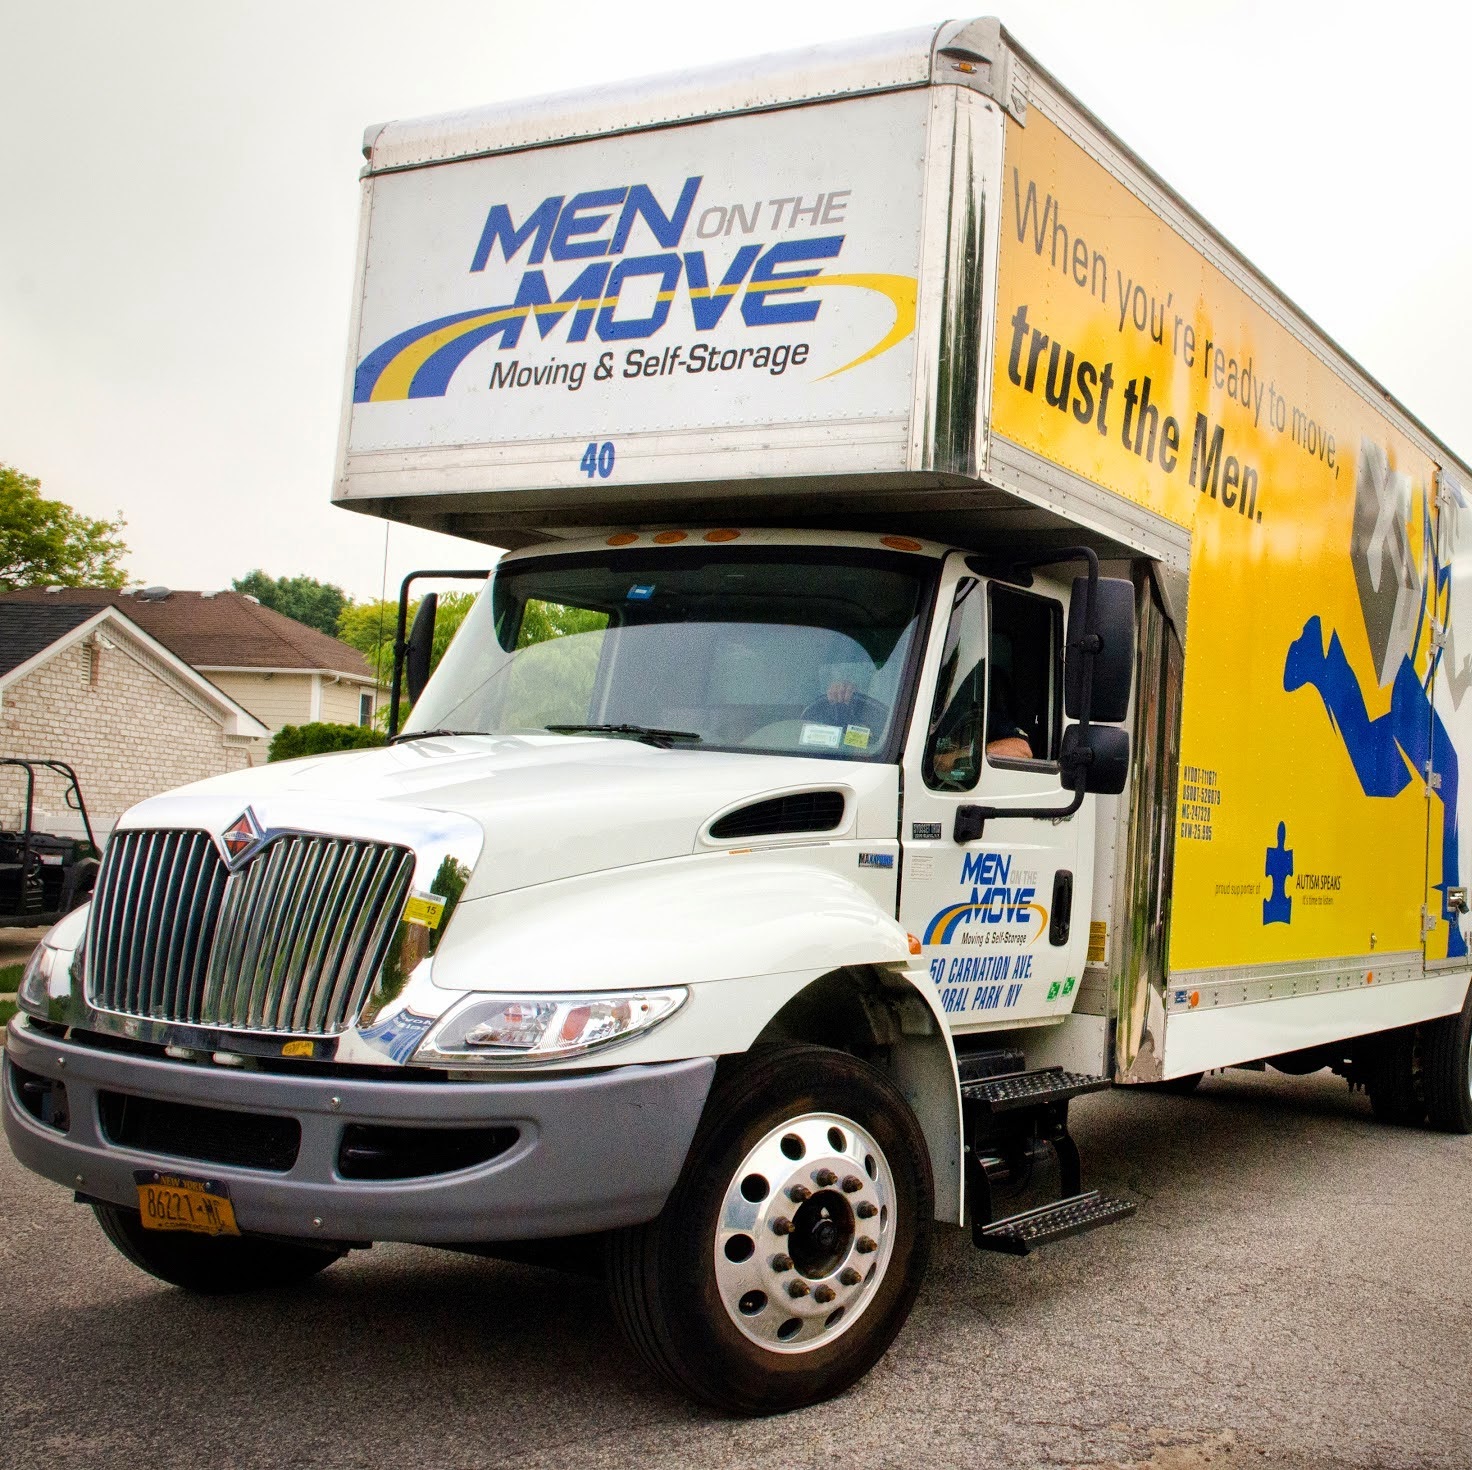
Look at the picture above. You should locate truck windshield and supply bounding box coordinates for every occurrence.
[403,546,934,761]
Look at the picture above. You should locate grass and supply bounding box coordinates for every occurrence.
[1,961,23,1033]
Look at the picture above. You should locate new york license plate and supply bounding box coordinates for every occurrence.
[133,1170,241,1236]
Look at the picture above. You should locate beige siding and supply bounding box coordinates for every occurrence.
[319,678,376,727]
[0,640,260,837]
[204,672,378,735]
[206,672,315,733]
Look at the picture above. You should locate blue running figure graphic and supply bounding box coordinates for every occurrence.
[1282,442,1465,957]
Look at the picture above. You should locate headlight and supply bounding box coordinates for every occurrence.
[17,943,62,1021]
[15,905,88,1024]
[414,988,687,1067]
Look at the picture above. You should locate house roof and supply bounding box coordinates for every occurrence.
[0,603,101,678]
[0,587,374,679]
[0,605,270,740]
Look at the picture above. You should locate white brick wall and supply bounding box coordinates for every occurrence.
[0,638,262,837]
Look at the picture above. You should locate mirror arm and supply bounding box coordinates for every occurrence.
[386,567,492,740]
[953,772,1087,844]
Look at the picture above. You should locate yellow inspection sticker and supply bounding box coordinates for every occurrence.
[403,894,446,929]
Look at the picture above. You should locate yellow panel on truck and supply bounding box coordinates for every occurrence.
[989,97,1467,1031]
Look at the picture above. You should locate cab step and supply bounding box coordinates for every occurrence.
[973,1189,1136,1255]
[961,1067,1110,1113]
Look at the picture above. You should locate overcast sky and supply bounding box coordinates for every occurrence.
[3,0,1467,601]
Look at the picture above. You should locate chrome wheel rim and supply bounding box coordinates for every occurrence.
[713,1111,896,1355]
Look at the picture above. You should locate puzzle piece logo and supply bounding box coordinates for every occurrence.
[1263,821,1293,925]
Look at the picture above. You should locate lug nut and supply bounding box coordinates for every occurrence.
[856,1200,878,1219]
[813,1168,838,1187]
[839,1267,862,1286]
[841,1175,863,1193]
[787,1184,811,1203]
[787,1279,810,1298]
[771,1254,794,1273]
[770,1216,795,1236]
[855,1236,878,1254]
[813,1284,836,1304]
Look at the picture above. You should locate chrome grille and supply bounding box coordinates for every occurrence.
[87,829,415,1035]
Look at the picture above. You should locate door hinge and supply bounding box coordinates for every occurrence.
[1421,906,1439,938]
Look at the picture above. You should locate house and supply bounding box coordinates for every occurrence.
[0,587,382,736]
[0,603,271,838]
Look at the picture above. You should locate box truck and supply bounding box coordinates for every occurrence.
[8,18,1472,1414]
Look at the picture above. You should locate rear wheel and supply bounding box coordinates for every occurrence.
[1364,1027,1427,1126]
[1422,985,1472,1134]
[93,1204,344,1294]
[607,1043,933,1414]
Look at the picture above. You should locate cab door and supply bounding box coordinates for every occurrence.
[899,553,1094,1031]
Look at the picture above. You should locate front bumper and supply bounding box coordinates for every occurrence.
[3,1018,714,1244]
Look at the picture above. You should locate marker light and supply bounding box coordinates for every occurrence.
[414,988,687,1067]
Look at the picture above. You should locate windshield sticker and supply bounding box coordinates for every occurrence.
[626,584,655,600]
[800,722,843,748]
[842,725,871,749]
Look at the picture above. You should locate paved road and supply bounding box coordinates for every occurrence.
[2,1066,1469,1470]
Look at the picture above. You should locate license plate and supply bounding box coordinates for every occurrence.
[133,1170,241,1237]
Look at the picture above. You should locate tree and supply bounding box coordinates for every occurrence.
[233,570,349,637]
[0,464,128,591]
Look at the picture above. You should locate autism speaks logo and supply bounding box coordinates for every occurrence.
[354,176,917,402]
[923,851,1048,947]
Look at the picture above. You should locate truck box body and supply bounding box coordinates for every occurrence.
[335,20,1472,1081]
[10,19,1472,1413]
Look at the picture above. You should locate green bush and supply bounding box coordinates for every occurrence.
[268,722,387,763]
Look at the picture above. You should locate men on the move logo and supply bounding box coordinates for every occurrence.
[354,175,917,402]
[923,851,1048,946]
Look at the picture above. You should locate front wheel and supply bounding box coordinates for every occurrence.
[93,1204,344,1294]
[607,1043,933,1414]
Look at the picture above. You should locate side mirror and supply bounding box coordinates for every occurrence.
[1060,723,1130,796]
[405,593,438,706]
[1065,576,1135,724]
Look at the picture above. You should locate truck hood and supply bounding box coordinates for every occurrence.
[125,734,897,899]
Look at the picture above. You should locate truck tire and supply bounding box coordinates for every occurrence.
[1421,985,1472,1134]
[606,1042,933,1414]
[92,1203,344,1294]
[1364,1027,1426,1126]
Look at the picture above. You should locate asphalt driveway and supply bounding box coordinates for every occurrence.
[1,1065,1468,1469]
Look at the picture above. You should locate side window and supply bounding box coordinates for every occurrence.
[924,579,987,791]
[986,585,1063,765]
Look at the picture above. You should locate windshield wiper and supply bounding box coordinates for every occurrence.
[545,723,703,749]
[391,728,486,744]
